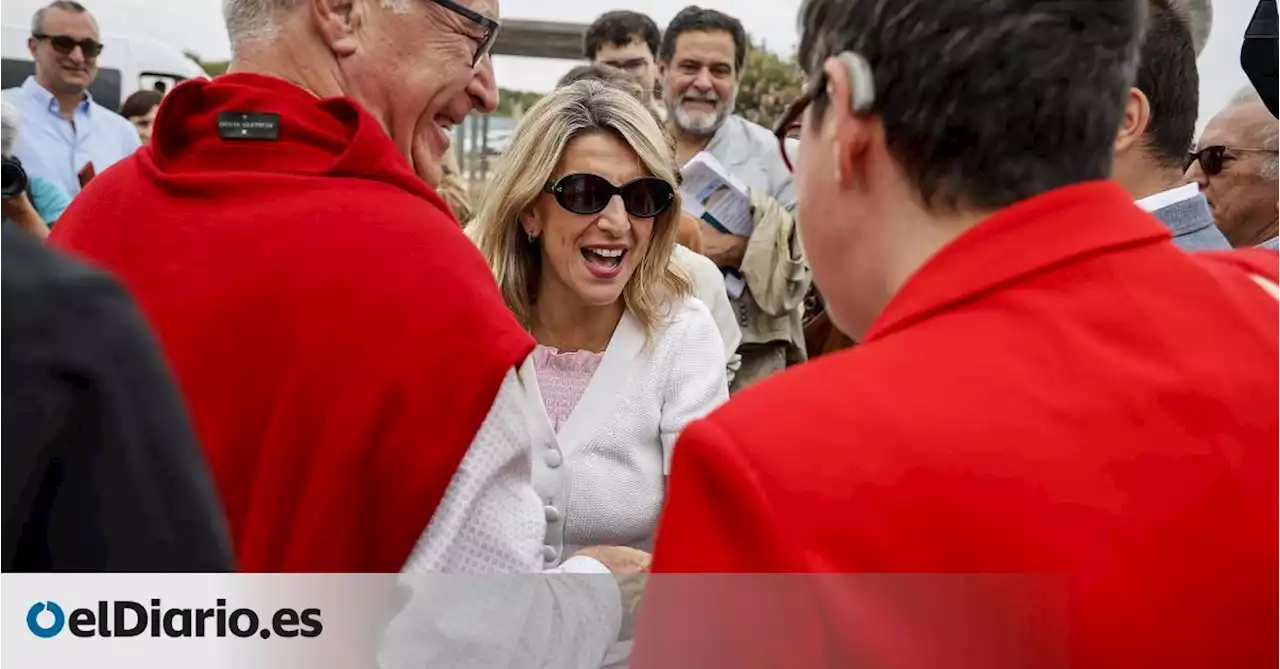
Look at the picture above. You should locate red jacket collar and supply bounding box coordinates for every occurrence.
[865,181,1172,342]
[143,73,436,203]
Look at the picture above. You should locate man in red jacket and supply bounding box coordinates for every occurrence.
[49,0,636,665]
[634,0,1278,667]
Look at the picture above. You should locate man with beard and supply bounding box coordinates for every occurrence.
[658,6,811,391]
[1,2,139,196]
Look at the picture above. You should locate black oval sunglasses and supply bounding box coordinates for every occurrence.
[32,33,103,58]
[544,173,675,219]
[1185,145,1277,176]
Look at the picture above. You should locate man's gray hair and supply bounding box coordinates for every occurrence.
[1259,125,1279,182]
[31,1,94,36]
[2,101,19,158]
[1231,86,1266,107]
[223,0,411,49]
[1228,86,1279,180]
[1168,0,1212,55]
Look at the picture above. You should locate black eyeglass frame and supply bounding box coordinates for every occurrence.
[543,173,676,219]
[428,0,500,68]
[772,51,876,173]
[772,72,825,173]
[1185,145,1278,176]
[31,33,104,58]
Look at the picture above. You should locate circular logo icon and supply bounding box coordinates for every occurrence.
[27,601,65,638]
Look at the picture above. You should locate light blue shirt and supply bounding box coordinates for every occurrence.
[704,114,797,213]
[2,76,140,197]
[30,175,71,224]
[1,176,69,229]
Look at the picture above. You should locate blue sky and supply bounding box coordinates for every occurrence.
[1,0,1259,133]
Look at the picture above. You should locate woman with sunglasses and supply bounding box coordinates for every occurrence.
[469,81,729,574]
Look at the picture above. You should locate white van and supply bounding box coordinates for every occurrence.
[0,25,206,113]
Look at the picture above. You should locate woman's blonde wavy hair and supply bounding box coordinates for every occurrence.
[468,80,691,336]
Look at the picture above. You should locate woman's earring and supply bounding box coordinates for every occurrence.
[526,229,538,243]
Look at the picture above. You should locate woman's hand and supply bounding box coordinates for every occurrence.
[575,545,651,640]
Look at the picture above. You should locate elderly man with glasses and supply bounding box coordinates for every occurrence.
[50,0,637,665]
[1,1,139,196]
[1186,87,1280,249]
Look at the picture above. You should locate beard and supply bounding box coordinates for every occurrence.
[666,89,735,138]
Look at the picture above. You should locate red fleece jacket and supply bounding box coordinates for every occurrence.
[50,74,533,572]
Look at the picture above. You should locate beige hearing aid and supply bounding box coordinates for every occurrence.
[836,51,876,114]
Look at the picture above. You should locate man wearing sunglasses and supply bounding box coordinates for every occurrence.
[1112,0,1229,250]
[634,0,1277,666]
[1186,88,1280,249]
[1,1,140,198]
[50,0,626,665]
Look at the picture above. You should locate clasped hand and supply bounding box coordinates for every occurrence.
[575,545,651,640]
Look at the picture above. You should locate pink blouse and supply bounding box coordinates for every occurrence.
[532,345,604,432]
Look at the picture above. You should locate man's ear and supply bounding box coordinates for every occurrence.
[311,0,359,58]
[1114,87,1151,155]
[28,37,38,59]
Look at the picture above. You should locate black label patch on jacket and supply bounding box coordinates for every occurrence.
[217,112,281,141]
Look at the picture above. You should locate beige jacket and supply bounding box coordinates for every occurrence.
[733,187,811,362]
[701,115,811,362]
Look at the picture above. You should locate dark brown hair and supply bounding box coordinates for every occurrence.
[1134,0,1200,170]
[120,89,162,120]
[659,6,747,73]
[797,0,1145,212]
[584,10,661,60]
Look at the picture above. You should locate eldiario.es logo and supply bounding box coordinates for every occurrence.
[26,599,322,639]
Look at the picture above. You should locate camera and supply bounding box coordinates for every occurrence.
[2,155,28,199]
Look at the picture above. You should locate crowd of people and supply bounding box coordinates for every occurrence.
[2,0,1277,667]
[0,2,164,240]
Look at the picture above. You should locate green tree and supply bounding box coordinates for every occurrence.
[496,88,544,117]
[182,50,228,77]
[202,61,230,77]
[736,38,804,130]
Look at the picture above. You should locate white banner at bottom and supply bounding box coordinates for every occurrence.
[2,572,623,668]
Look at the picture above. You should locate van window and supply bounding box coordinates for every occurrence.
[88,68,122,111]
[1,59,123,112]
[139,73,187,96]
[0,58,35,91]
